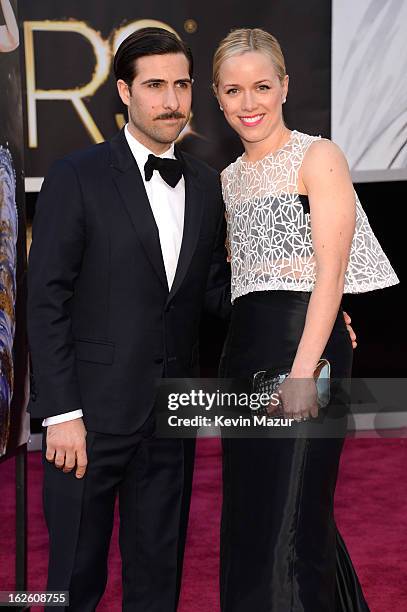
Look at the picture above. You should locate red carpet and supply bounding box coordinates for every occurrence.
[1,438,407,610]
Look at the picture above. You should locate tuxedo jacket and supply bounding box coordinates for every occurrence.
[27,130,231,434]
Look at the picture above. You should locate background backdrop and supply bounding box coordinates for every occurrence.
[0,0,28,458]
[332,0,407,182]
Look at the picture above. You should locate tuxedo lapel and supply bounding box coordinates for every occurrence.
[168,147,205,302]
[109,130,168,290]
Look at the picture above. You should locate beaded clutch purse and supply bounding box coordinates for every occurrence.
[251,359,330,418]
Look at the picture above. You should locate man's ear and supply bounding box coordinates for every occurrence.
[117,79,131,107]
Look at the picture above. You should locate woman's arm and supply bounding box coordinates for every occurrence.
[290,139,356,378]
[0,0,19,52]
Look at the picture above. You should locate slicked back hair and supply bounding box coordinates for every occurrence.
[114,27,193,87]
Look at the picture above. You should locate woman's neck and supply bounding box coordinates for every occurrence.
[243,124,291,162]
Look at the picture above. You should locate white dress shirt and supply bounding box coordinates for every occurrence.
[43,125,185,426]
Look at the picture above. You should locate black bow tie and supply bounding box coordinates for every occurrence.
[144,154,183,188]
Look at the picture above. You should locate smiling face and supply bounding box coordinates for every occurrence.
[117,52,192,154]
[216,51,289,154]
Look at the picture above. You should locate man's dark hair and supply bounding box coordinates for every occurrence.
[114,27,193,86]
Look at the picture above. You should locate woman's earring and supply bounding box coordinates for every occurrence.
[219,105,224,111]
[282,98,287,104]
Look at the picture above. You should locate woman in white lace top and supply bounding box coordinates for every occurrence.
[214,28,398,612]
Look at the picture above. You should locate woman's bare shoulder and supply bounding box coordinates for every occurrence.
[302,138,350,179]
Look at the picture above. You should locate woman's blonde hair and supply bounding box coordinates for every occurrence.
[213,28,286,89]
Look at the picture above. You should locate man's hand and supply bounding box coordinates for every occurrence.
[343,311,357,349]
[46,418,88,478]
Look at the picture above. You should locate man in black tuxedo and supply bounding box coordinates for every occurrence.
[28,28,230,611]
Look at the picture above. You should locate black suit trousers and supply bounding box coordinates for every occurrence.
[43,416,193,612]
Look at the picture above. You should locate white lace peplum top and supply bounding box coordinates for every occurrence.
[221,130,399,303]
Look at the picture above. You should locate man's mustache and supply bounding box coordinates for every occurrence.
[154,112,186,120]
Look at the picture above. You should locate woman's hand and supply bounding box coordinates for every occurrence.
[275,375,319,421]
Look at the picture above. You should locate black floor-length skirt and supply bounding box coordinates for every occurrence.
[219,291,370,612]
